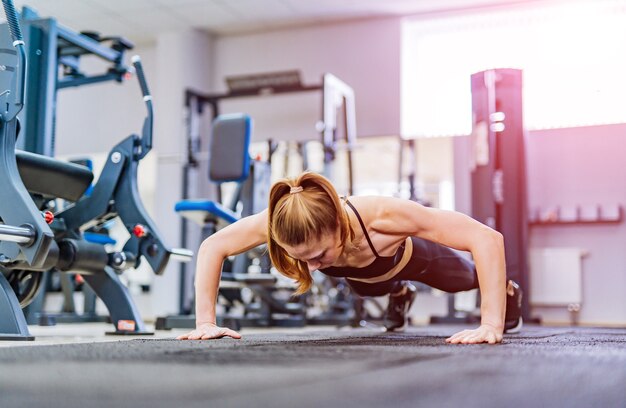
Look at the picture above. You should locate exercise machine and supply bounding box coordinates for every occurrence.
[17,6,134,156]
[0,0,43,340]
[15,6,137,326]
[164,70,359,328]
[157,113,307,330]
[0,5,191,340]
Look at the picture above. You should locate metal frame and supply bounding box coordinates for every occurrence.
[177,72,357,315]
[18,7,132,156]
[0,0,44,340]
[183,72,357,194]
[1,8,191,339]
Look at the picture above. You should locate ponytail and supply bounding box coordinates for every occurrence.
[267,172,353,295]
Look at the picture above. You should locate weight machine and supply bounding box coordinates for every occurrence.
[156,70,359,329]
[16,6,138,326]
[0,4,191,340]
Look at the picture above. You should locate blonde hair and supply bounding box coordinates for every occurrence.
[267,172,353,295]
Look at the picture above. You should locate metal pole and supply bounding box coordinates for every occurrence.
[0,224,35,245]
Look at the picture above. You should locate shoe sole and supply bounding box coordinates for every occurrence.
[385,323,406,333]
[504,317,523,334]
[384,293,416,332]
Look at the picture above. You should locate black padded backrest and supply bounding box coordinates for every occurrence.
[209,114,251,182]
[16,150,94,202]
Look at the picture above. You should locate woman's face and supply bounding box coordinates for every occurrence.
[281,230,343,271]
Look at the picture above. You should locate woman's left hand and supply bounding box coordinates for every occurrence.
[445,324,503,344]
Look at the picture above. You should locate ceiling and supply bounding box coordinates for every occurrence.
[11,0,539,45]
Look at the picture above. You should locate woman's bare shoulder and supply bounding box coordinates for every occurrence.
[345,195,400,226]
[345,195,389,208]
[348,195,430,235]
[347,195,409,216]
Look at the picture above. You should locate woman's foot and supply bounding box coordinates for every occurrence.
[504,280,523,334]
[384,281,417,332]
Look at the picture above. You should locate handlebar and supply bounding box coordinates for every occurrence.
[131,55,153,159]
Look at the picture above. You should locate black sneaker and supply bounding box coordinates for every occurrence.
[384,281,417,332]
[504,280,523,334]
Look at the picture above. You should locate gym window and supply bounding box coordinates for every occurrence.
[401,0,626,137]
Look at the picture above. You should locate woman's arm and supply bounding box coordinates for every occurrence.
[177,209,268,340]
[371,197,506,344]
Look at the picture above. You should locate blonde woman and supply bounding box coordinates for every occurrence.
[177,172,522,344]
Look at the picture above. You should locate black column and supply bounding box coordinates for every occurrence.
[470,68,530,319]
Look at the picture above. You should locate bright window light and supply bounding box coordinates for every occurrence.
[401,0,626,138]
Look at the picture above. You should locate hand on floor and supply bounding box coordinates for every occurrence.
[445,324,503,345]
[176,322,242,340]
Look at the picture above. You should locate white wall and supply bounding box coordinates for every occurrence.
[455,124,626,325]
[149,30,214,318]
[212,18,402,142]
[526,124,626,325]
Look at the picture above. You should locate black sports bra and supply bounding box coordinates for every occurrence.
[319,200,405,279]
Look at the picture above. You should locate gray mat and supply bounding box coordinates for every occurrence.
[0,325,625,408]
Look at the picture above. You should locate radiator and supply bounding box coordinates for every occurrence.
[529,248,586,306]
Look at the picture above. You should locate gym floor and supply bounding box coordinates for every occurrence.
[0,323,624,407]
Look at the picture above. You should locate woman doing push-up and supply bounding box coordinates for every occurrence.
[177,171,522,344]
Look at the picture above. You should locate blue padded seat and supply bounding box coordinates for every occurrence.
[83,232,117,245]
[175,199,239,226]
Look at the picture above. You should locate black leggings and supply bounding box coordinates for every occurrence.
[346,237,479,297]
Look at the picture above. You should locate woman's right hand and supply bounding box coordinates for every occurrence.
[176,322,242,340]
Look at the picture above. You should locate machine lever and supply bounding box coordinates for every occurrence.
[169,248,194,263]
